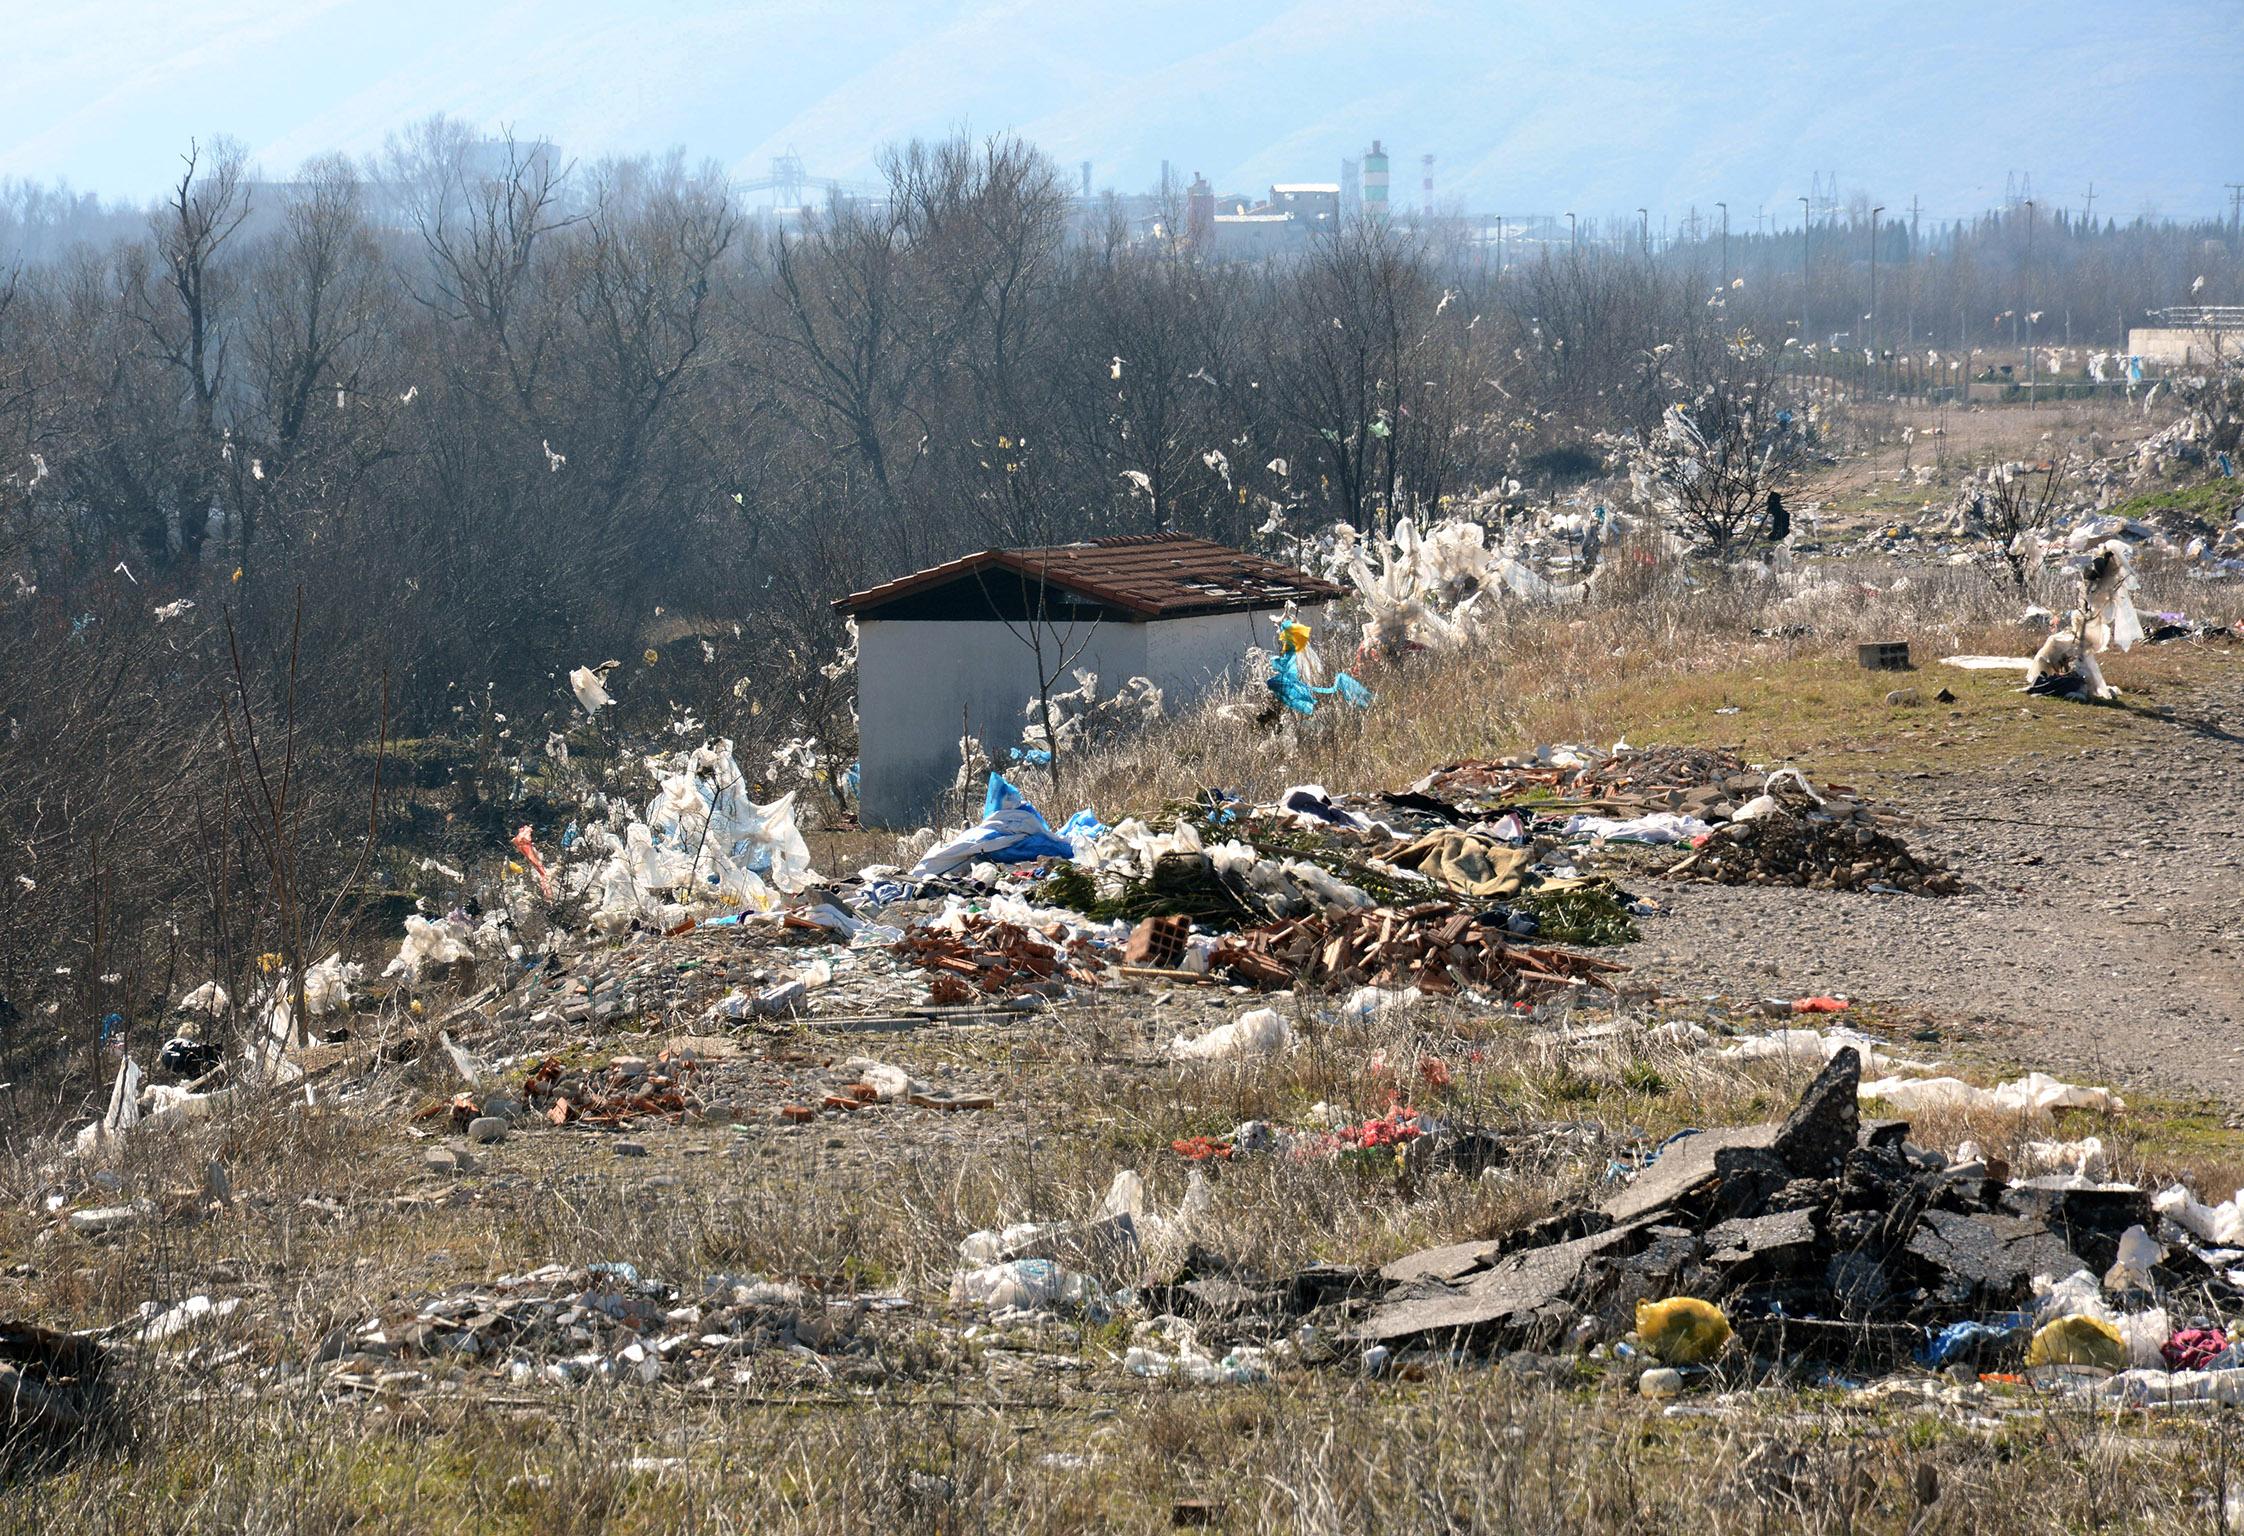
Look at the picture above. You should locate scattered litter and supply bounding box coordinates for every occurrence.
[1169,1007,1292,1061]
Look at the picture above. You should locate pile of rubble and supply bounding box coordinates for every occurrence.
[1411,745,1753,820]
[1410,749,1960,899]
[1359,1048,2214,1374]
[517,1050,710,1128]
[1211,902,1625,996]
[314,1263,893,1395]
[893,916,1108,1004]
[1668,805,1961,896]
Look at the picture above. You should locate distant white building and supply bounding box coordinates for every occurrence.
[835,534,1341,827]
[2127,307,2243,367]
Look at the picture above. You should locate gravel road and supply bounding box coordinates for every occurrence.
[1630,671,2244,1095]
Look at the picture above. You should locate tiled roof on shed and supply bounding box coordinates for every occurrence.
[833,533,1345,620]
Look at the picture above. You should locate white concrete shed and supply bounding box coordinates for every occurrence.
[836,533,1343,828]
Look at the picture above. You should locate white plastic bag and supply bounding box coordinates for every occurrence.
[948,1258,1096,1312]
[1169,1007,1292,1061]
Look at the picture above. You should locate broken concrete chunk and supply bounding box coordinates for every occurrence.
[1358,1221,1652,1349]
[1597,1127,1776,1226]
[1905,1209,2086,1306]
[1380,1238,1506,1288]
[1769,1046,1861,1178]
[1998,1180,2155,1273]
[1702,1207,1821,1282]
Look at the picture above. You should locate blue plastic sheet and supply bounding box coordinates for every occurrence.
[1056,808,1106,847]
[1267,650,1372,716]
[1919,1318,2023,1367]
[909,774,1078,879]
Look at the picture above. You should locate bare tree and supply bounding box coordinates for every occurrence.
[1617,338,1798,558]
[1967,458,2071,592]
[126,138,251,563]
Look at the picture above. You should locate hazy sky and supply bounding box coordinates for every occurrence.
[6,0,2240,220]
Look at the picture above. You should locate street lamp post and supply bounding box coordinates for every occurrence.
[2023,199,2037,409]
[1869,205,1884,390]
[1799,195,1811,343]
[2027,309,2037,410]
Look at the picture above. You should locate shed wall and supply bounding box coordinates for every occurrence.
[855,607,1313,828]
[857,619,1145,828]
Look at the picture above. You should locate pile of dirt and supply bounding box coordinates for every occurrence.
[1671,810,1962,896]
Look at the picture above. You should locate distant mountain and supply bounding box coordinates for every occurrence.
[5,0,2236,221]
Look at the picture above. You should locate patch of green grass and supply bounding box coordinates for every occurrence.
[1562,646,2237,791]
[2105,479,2244,527]
[1620,1060,1671,1097]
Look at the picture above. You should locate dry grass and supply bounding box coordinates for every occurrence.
[12,973,2244,1531]
[13,462,2244,1530]
[18,1363,2244,1534]
[1064,545,2243,821]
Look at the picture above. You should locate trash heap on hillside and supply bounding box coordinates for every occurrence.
[61,703,1975,1171]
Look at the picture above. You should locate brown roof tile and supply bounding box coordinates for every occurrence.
[833,533,1345,620]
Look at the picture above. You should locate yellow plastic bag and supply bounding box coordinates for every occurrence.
[1635,1297,1732,1365]
[2025,1314,2124,1371]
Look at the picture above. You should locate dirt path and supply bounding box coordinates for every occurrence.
[1631,668,2244,1094]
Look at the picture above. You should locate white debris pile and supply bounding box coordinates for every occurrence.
[1718,1027,1927,1077]
[949,1170,1209,1315]
[1018,669,1164,760]
[1124,1316,1273,1385]
[1859,1071,2124,1116]
[243,954,366,1057]
[568,738,814,932]
[74,1055,233,1156]
[1342,514,1588,659]
[1055,810,1374,923]
[385,914,478,981]
[2155,1184,2244,1247]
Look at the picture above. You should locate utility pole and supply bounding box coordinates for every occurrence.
[1716,201,1728,290]
[1638,207,1649,256]
[2081,181,2095,225]
[2012,199,2034,357]
[1904,195,1920,346]
[1567,211,1576,256]
[2027,309,2038,410]
[1800,195,1811,343]
[1495,214,1503,278]
[1870,205,1884,383]
[2228,183,2244,246]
